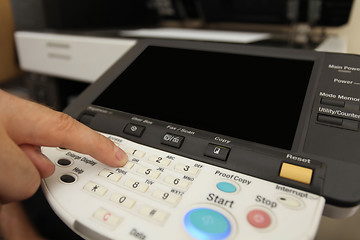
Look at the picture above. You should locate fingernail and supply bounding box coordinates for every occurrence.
[115,146,128,166]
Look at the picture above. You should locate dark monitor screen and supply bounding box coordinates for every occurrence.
[93,46,314,150]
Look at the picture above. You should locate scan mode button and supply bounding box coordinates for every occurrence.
[279,163,313,184]
[161,133,185,148]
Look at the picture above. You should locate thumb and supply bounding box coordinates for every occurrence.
[20,144,55,178]
[0,131,41,203]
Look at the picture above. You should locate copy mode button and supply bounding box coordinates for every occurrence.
[205,144,230,161]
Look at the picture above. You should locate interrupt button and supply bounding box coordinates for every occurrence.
[279,163,313,185]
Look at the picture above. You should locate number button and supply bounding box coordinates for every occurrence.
[124,179,149,193]
[124,147,135,155]
[126,148,146,158]
[148,155,171,166]
[133,150,146,158]
[164,175,191,190]
[136,166,161,179]
[124,147,146,158]
[99,169,122,182]
[152,189,181,205]
[175,163,199,175]
[110,193,136,209]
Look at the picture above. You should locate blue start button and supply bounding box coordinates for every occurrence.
[183,208,231,240]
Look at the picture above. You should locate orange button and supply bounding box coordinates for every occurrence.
[279,163,313,184]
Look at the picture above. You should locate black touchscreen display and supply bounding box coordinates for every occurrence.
[93,46,314,150]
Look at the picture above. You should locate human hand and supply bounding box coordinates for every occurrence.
[0,90,128,204]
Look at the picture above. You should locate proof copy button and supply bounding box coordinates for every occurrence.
[216,182,237,193]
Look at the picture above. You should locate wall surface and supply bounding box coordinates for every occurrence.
[327,0,360,54]
[0,0,21,82]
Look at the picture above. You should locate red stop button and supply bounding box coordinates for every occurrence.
[247,209,272,229]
